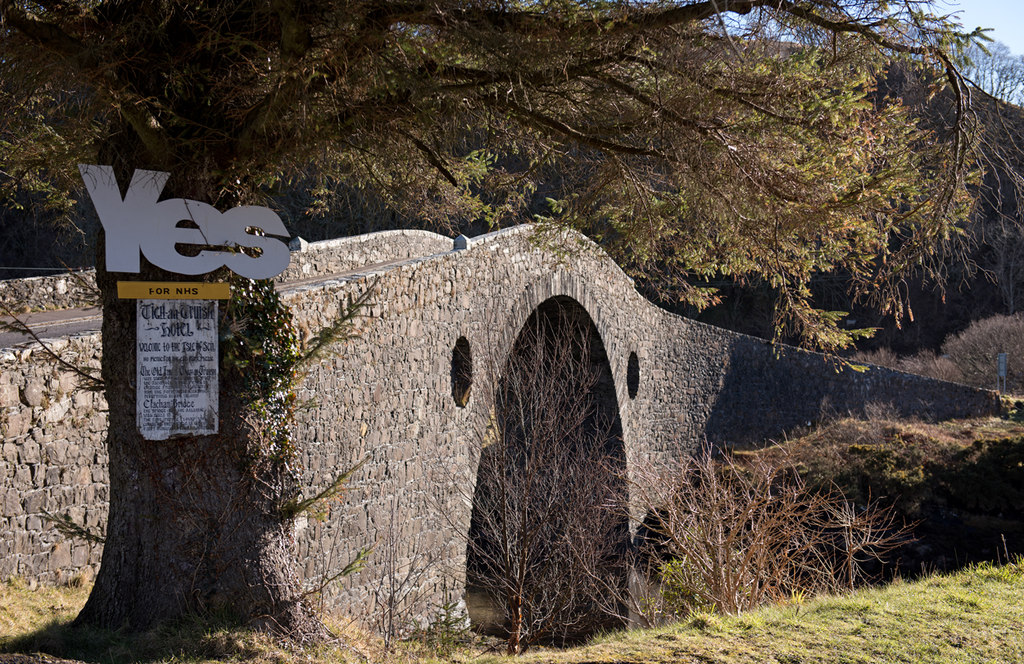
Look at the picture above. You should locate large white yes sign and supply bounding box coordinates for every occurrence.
[79,164,291,279]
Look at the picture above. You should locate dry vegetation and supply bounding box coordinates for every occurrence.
[753,412,1024,515]
[743,409,1024,581]
[628,446,908,623]
[4,559,1024,664]
[852,313,1024,395]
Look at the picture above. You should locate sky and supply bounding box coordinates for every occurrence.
[939,0,1024,55]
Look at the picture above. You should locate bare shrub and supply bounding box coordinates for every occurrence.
[942,314,1024,393]
[369,496,442,651]
[897,350,964,384]
[632,446,907,617]
[860,314,1024,392]
[862,400,902,424]
[465,300,627,654]
[850,348,964,384]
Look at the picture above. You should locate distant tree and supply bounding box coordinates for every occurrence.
[966,41,1024,106]
[0,0,985,636]
[942,313,1024,393]
[964,43,1024,315]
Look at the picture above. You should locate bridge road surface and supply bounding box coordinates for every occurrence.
[0,259,412,349]
[0,306,103,348]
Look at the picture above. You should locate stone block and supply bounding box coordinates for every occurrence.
[20,440,40,464]
[3,488,21,516]
[72,391,94,410]
[44,439,68,465]
[42,398,71,424]
[49,541,72,571]
[0,384,19,408]
[13,530,29,555]
[22,490,47,514]
[21,380,45,408]
[3,408,31,438]
[31,464,44,488]
[72,544,91,567]
[59,372,77,395]
[89,413,107,431]
[2,443,18,464]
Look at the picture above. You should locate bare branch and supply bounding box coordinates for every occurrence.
[0,303,104,391]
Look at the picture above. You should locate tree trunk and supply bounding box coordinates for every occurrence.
[75,231,322,638]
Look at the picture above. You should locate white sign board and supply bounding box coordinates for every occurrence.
[79,164,291,279]
[137,300,219,440]
[998,352,1008,378]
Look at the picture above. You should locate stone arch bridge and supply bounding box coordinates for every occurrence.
[0,226,998,622]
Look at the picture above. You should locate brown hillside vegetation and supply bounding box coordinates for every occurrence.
[749,411,1024,574]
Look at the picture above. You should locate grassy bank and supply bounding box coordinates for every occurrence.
[501,560,1024,664]
[3,560,1024,664]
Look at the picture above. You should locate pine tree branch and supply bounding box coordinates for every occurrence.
[0,1,85,59]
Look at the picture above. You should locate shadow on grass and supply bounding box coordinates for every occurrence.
[2,610,270,664]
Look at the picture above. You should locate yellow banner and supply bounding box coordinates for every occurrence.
[117,281,231,300]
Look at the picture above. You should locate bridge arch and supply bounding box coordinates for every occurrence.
[496,270,638,438]
[465,294,629,644]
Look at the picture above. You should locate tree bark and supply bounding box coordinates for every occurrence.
[75,215,322,638]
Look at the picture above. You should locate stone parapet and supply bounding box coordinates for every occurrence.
[0,272,99,314]
[0,230,455,313]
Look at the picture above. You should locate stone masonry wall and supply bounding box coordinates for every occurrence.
[0,336,107,584]
[279,230,454,283]
[0,230,453,313]
[0,271,99,314]
[0,226,1000,624]
[702,336,999,445]
[280,227,1000,626]
[0,230,452,587]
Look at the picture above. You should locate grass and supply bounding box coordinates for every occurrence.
[484,560,1024,664]
[3,560,1024,664]
[0,577,369,664]
[0,577,90,642]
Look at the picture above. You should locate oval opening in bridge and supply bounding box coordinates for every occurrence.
[627,351,640,399]
[451,336,473,407]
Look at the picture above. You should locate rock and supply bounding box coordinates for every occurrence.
[22,489,46,514]
[42,397,71,424]
[21,380,45,408]
[0,383,19,408]
[20,441,41,464]
[48,541,72,570]
[2,443,18,464]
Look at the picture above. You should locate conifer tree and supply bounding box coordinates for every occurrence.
[0,0,984,634]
